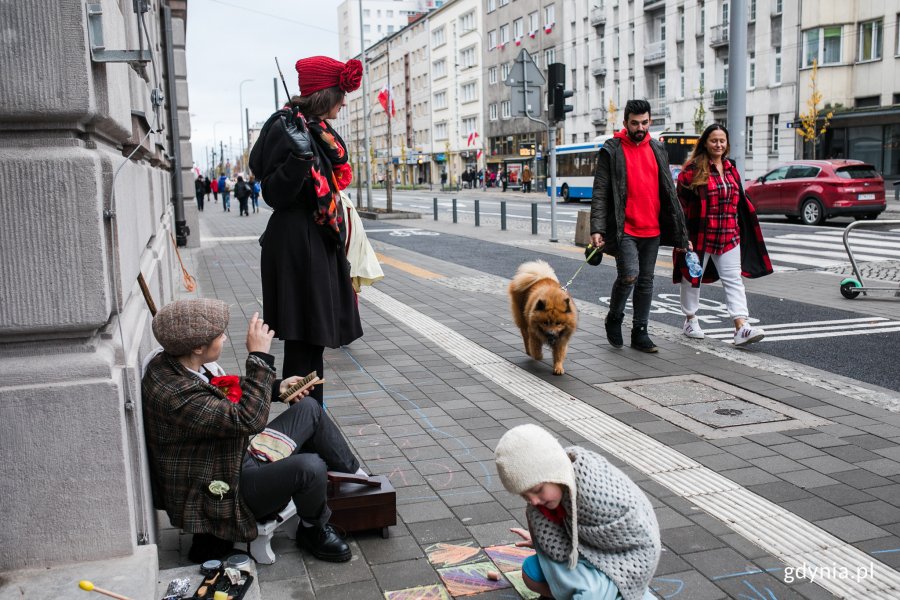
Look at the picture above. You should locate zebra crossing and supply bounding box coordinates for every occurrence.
[765,228,900,270]
[703,317,900,343]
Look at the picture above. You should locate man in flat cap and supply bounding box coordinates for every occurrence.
[142,299,362,564]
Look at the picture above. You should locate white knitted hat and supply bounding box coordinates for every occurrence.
[495,424,579,568]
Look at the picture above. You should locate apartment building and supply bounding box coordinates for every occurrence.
[337,0,445,61]
[798,1,900,180]
[483,0,564,189]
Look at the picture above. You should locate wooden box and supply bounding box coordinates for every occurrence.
[327,473,396,539]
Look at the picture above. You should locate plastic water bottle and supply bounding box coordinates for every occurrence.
[685,251,703,278]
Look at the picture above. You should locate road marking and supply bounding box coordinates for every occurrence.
[375,253,444,279]
[703,317,900,343]
[764,242,889,263]
[360,285,900,598]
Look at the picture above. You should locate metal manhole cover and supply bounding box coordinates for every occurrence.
[715,408,743,416]
[624,381,732,406]
[670,399,791,429]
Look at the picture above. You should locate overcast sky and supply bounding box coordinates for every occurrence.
[186,0,346,171]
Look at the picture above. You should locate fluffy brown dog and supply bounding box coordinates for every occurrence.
[508,260,577,375]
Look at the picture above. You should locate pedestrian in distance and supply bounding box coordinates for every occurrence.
[675,124,772,346]
[589,99,690,353]
[234,175,252,216]
[523,165,533,193]
[495,424,660,600]
[194,175,206,212]
[142,299,363,565]
[218,174,231,211]
[250,176,261,213]
[204,176,212,204]
[249,54,364,407]
[500,167,508,192]
[210,176,219,202]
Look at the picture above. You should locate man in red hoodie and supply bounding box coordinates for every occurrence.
[589,100,689,353]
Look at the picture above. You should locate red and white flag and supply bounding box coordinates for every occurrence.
[377,85,396,117]
[467,130,479,147]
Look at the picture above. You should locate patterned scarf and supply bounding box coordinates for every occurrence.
[306,118,353,242]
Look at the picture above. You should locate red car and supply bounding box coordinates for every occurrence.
[744,160,885,226]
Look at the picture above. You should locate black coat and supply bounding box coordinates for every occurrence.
[249,109,363,347]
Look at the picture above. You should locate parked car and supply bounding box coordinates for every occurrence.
[744,160,885,226]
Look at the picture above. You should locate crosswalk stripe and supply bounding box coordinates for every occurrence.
[702,317,889,334]
[706,320,900,339]
[759,252,842,268]
[744,326,900,343]
[773,237,900,256]
[816,230,900,241]
[764,242,888,262]
[778,234,900,252]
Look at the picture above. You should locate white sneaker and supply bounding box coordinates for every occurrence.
[734,324,765,346]
[683,316,705,339]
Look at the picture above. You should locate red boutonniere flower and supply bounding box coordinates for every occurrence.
[210,375,242,403]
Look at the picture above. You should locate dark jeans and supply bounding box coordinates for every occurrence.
[240,397,359,525]
[283,340,324,404]
[238,198,249,216]
[608,234,660,326]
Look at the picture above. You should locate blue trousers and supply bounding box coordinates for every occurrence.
[522,551,655,600]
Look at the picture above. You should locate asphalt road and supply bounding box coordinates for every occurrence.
[365,221,900,393]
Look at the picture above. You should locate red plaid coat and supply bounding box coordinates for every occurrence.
[673,161,773,286]
[142,353,276,541]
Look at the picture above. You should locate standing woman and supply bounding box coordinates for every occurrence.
[249,56,364,404]
[674,124,773,347]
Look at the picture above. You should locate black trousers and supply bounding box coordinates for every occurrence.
[239,397,359,525]
[283,340,325,404]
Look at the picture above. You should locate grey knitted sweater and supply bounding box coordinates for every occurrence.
[526,446,661,600]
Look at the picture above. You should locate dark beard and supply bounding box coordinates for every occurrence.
[628,130,646,143]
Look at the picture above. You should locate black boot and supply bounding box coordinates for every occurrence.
[296,523,352,562]
[605,314,624,349]
[631,323,658,353]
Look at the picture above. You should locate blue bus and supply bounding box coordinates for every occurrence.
[547,132,699,202]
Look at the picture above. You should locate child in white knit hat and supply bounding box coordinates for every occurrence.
[494,424,660,600]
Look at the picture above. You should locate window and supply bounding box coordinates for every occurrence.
[500,24,510,44]
[768,114,779,154]
[363,24,370,33]
[855,96,880,108]
[723,57,728,86]
[699,63,705,90]
[545,4,555,26]
[514,18,524,39]
[489,103,498,120]
[722,1,729,27]
[544,48,556,65]
[363,9,370,17]
[432,26,446,48]
[460,11,476,32]
[897,13,900,55]
[787,165,821,179]
[487,0,495,12]
[748,52,755,88]
[774,47,782,84]
[679,68,685,98]
[501,63,510,80]
[434,91,447,109]
[571,68,577,90]
[435,122,448,140]
[774,0,782,15]
[529,11,539,33]
[386,10,393,17]
[749,0,756,21]
[699,0,706,29]
[657,73,666,99]
[460,46,476,69]
[387,25,394,33]
[488,29,497,49]
[745,116,753,153]
[489,66,498,84]
[803,26,842,66]
[462,116,477,136]
[678,7,685,39]
[629,23,635,53]
[613,27,620,58]
[433,58,447,78]
[461,82,477,103]
[858,20,882,62]
[501,100,511,118]
[764,165,789,181]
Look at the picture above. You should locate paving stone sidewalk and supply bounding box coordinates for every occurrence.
[155,205,900,600]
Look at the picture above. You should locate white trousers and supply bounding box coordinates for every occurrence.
[680,244,749,321]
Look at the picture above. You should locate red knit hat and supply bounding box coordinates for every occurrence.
[295,56,363,96]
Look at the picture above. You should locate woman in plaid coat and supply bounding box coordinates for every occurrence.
[673,124,773,347]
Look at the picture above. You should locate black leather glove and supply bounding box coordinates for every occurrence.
[282,106,314,160]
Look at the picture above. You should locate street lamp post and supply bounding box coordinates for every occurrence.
[239,79,254,173]
[212,121,225,176]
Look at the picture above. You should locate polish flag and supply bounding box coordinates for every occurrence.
[545,23,554,34]
[476,150,483,160]
[515,38,522,46]
[529,30,537,39]
[467,130,479,147]
[377,86,396,117]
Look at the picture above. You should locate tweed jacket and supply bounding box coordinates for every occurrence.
[673,161,773,286]
[589,136,689,256]
[527,447,661,600]
[142,352,276,541]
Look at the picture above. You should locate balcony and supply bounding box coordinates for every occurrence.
[710,23,729,48]
[591,57,607,76]
[591,108,607,126]
[647,97,670,117]
[590,6,606,26]
[712,88,727,108]
[643,0,664,11]
[644,40,665,65]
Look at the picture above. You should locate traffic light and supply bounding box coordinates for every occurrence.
[547,63,574,122]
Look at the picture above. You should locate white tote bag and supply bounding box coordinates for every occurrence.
[340,191,384,292]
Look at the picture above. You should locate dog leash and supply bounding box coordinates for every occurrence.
[561,246,601,291]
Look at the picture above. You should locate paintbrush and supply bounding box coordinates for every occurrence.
[78,581,133,600]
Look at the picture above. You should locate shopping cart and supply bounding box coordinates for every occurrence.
[839,219,900,299]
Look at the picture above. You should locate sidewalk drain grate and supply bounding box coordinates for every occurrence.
[598,375,827,439]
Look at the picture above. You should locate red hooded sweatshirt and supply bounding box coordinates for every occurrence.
[615,128,660,238]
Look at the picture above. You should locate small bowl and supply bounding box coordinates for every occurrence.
[200,559,222,576]
[224,553,252,570]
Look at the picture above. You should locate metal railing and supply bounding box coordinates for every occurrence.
[712,88,728,107]
[591,108,607,125]
[710,23,729,47]
[590,6,606,26]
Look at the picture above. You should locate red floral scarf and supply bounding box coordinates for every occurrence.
[306,118,353,242]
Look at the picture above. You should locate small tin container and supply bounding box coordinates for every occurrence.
[224,553,251,570]
[200,559,222,576]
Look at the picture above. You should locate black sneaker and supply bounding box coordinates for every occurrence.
[296,523,352,562]
[630,323,658,353]
[605,314,624,348]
